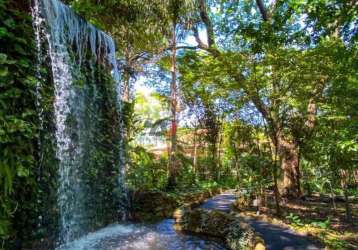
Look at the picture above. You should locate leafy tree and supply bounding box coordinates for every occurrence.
[177,0,358,199]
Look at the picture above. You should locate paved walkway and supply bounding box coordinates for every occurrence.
[244,219,323,250]
[199,190,237,212]
[199,191,324,250]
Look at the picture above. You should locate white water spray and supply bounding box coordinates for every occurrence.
[32,0,126,246]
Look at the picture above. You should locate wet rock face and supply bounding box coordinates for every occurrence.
[130,191,179,221]
[8,0,29,11]
[174,208,265,250]
[130,188,222,222]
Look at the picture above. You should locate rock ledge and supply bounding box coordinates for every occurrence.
[174,208,265,250]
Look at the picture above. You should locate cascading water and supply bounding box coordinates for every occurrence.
[31,0,45,232]
[32,0,126,247]
[31,1,226,249]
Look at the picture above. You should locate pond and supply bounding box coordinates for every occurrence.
[57,219,226,250]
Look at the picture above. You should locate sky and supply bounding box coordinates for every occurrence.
[133,28,209,94]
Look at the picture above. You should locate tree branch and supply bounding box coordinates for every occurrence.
[197,0,216,47]
[302,77,327,139]
[193,26,209,49]
[175,45,199,50]
[131,45,198,61]
[256,0,269,21]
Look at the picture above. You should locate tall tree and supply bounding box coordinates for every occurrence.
[178,0,356,198]
[166,0,195,188]
[168,5,179,188]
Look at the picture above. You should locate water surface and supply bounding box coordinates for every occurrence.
[58,219,227,250]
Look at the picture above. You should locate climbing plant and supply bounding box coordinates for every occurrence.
[0,0,39,246]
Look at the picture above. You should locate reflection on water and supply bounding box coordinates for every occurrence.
[59,219,226,250]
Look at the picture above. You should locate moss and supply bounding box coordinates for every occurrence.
[176,208,265,250]
[131,190,180,222]
[226,220,260,250]
[131,188,223,222]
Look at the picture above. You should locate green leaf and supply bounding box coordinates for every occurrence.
[4,18,15,28]
[0,27,8,38]
[14,44,27,55]
[0,219,10,236]
[0,53,7,64]
[0,66,8,77]
[17,165,30,177]
[0,163,13,195]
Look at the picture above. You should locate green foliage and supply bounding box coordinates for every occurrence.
[1,0,357,247]
[285,213,304,227]
[286,214,332,231]
[177,0,358,201]
[0,1,39,244]
[311,218,331,230]
[0,1,128,247]
[127,146,168,190]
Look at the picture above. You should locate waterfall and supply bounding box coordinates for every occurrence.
[31,0,126,247]
[31,0,45,231]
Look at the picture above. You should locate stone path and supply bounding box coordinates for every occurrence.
[199,191,324,250]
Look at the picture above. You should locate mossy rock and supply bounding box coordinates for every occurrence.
[178,208,242,239]
[131,188,223,222]
[176,208,265,250]
[226,219,263,250]
[131,191,179,221]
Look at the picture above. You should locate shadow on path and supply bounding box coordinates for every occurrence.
[199,191,324,250]
[199,191,237,212]
[244,218,324,250]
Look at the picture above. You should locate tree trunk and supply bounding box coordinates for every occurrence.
[216,127,223,181]
[279,137,301,198]
[235,159,240,182]
[343,188,352,221]
[272,146,281,216]
[340,170,352,221]
[209,142,218,181]
[273,166,281,216]
[123,77,130,102]
[328,181,337,211]
[193,126,198,175]
[122,47,131,102]
[167,21,178,189]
